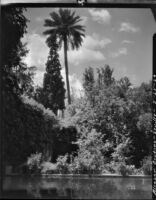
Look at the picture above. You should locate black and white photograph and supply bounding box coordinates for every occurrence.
[1,0,156,199]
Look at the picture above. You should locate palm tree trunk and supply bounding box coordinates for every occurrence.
[63,36,71,105]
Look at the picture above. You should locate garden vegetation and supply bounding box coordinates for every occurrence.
[2,7,152,176]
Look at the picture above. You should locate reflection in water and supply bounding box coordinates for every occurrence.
[27,181,41,199]
[2,176,152,199]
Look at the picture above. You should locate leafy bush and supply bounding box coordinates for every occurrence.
[71,129,105,174]
[116,162,136,176]
[70,156,92,174]
[22,95,58,125]
[68,158,80,174]
[27,153,43,174]
[104,162,117,174]
[116,163,129,176]
[3,95,60,167]
[56,154,70,174]
[112,139,131,163]
[106,160,136,176]
[141,156,152,175]
[27,154,59,174]
[132,168,143,175]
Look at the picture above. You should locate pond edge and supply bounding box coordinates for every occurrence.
[4,174,152,178]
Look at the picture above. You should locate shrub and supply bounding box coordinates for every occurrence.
[116,162,129,176]
[141,156,152,175]
[68,157,81,174]
[105,161,141,175]
[132,168,143,175]
[70,156,91,174]
[3,94,60,167]
[71,129,105,174]
[104,162,117,174]
[116,162,136,176]
[56,154,70,174]
[27,152,43,174]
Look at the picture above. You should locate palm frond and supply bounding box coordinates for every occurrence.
[68,29,84,50]
[70,10,76,21]
[43,9,85,50]
[43,28,57,36]
[44,19,57,27]
[68,16,82,25]
[50,11,62,25]
[70,25,85,32]
[59,8,70,22]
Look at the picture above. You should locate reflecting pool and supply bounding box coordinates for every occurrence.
[2,176,152,199]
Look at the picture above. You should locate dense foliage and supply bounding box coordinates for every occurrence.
[2,7,29,169]
[2,7,59,170]
[3,95,59,167]
[2,7,152,176]
[61,65,152,173]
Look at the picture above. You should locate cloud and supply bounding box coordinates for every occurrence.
[22,33,48,86]
[59,48,105,67]
[22,33,84,96]
[33,70,45,87]
[130,74,138,86]
[119,22,140,33]
[110,47,127,58]
[36,17,43,22]
[22,33,49,72]
[113,64,128,80]
[61,69,84,98]
[83,34,112,49]
[121,40,134,44]
[59,34,108,66]
[35,68,84,98]
[23,33,108,89]
[69,48,105,65]
[30,66,84,98]
[88,8,111,24]
[113,63,139,86]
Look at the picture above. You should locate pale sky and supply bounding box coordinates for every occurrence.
[22,7,155,96]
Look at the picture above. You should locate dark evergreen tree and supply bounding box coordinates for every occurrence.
[42,37,66,115]
[116,76,131,99]
[97,65,114,87]
[83,67,95,106]
[83,67,95,94]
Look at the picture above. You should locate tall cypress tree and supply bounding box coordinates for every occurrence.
[42,37,65,115]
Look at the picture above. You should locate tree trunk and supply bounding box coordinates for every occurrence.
[63,36,71,104]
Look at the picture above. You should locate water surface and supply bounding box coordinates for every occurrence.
[2,176,152,199]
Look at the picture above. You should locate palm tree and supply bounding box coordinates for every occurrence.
[43,8,85,105]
